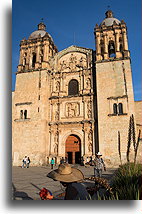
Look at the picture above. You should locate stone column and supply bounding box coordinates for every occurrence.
[122,31,128,51]
[19,48,24,65]
[96,34,101,55]
[44,42,49,61]
[103,34,108,59]
[36,43,40,62]
[81,128,85,156]
[115,32,119,52]
[29,53,33,69]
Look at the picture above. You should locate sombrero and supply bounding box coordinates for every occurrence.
[47,163,84,183]
[96,152,102,156]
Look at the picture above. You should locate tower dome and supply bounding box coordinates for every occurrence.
[28,22,53,42]
[101,10,120,26]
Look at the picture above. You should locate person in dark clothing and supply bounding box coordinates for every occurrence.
[60,157,64,164]
[26,157,31,168]
[47,163,91,200]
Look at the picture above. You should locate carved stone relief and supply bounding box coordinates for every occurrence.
[55,81,60,91]
[87,100,92,118]
[66,102,80,117]
[54,131,59,155]
[88,129,93,152]
[58,53,88,72]
[86,78,91,89]
[88,141,93,153]
[55,103,60,121]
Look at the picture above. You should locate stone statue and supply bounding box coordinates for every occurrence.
[56,81,60,91]
[88,130,92,142]
[88,141,92,153]
[86,78,91,88]
[54,142,58,155]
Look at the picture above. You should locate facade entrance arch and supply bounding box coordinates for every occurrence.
[65,134,81,164]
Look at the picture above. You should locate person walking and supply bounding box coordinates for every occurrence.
[93,152,106,178]
[50,158,55,169]
[26,157,31,168]
[22,156,27,168]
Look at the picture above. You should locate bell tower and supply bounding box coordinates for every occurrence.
[95,10,130,61]
[94,10,135,166]
[17,22,58,73]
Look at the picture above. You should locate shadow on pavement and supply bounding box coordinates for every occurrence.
[12,183,33,200]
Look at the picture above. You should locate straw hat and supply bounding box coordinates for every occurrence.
[96,152,102,156]
[47,163,84,183]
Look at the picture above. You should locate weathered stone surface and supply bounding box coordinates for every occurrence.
[12,12,142,167]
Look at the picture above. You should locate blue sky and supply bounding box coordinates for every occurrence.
[12,0,141,101]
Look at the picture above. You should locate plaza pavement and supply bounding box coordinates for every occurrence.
[12,165,116,200]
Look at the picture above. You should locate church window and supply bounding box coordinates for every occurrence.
[108,41,116,58]
[20,110,23,119]
[68,79,79,96]
[24,110,27,119]
[118,103,123,114]
[32,53,36,68]
[113,103,117,114]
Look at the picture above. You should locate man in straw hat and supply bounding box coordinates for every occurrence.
[93,152,106,178]
[47,163,91,200]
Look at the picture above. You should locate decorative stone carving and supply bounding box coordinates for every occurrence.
[69,54,77,70]
[88,129,93,153]
[79,56,87,68]
[88,130,93,142]
[54,142,58,155]
[66,102,80,117]
[86,78,91,88]
[88,141,93,153]
[55,81,60,91]
[87,100,92,118]
[55,103,60,120]
[60,60,67,70]
[54,132,59,155]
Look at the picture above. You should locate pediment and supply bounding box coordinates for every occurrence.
[55,46,92,72]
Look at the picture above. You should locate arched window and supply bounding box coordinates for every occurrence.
[108,41,116,58]
[118,103,123,114]
[113,103,117,115]
[20,110,23,119]
[32,53,36,68]
[68,79,79,96]
[24,110,27,119]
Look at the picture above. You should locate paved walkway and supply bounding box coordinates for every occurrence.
[12,165,116,200]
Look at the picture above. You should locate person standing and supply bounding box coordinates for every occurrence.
[94,152,106,178]
[50,158,55,169]
[60,157,64,164]
[22,156,27,168]
[26,157,31,168]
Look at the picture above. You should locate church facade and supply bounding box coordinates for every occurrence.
[12,10,142,167]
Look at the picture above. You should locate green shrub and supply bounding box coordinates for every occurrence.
[111,162,142,200]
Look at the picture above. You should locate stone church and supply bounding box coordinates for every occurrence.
[12,10,142,167]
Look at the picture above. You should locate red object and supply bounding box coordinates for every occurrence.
[39,188,53,200]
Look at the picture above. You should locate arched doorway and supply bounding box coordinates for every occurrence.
[65,134,81,164]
